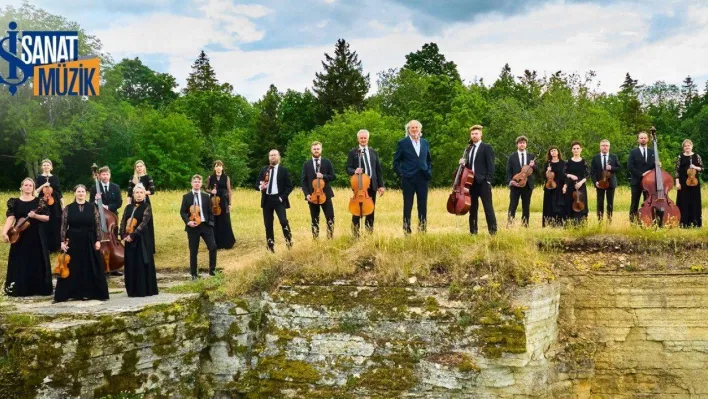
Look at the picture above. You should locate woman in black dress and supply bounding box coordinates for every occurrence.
[34,159,63,252]
[562,141,590,225]
[2,178,53,297]
[127,160,156,253]
[675,139,703,228]
[542,146,566,227]
[54,185,109,302]
[207,160,236,249]
[120,184,158,297]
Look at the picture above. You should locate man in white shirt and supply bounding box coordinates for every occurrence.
[179,174,217,279]
[393,120,432,234]
[505,136,537,227]
[258,149,294,252]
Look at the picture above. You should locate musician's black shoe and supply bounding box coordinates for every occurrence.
[191,274,199,281]
[109,270,123,276]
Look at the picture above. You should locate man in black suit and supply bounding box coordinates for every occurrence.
[506,136,537,227]
[179,174,217,279]
[459,125,497,235]
[90,166,123,217]
[301,141,336,239]
[394,120,432,234]
[257,149,293,252]
[628,131,656,223]
[346,129,385,237]
[590,139,622,222]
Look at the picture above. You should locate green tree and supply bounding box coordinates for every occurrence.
[279,89,320,137]
[104,58,178,109]
[403,42,461,82]
[246,84,283,180]
[183,50,232,94]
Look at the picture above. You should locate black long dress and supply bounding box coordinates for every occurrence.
[120,201,158,297]
[4,198,53,297]
[207,173,236,249]
[542,160,566,227]
[127,174,156,253]
[564,158,590,224]
[34,174,62,252]
[675,153,703,228]
[54,202,109,302]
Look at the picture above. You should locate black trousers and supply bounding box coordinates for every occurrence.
[401,172,429,233]
[508,186,532,227]
[629,184,648,223]
[469,181,497,235]
[187,224,217,276]
[263,195,292,249]
[309,199,335,239]
[596,187,615,220]
[352,189,377,236]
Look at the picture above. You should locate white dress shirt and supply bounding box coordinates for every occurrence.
[518,151,528,166]
[359,146,372,176]
[410,136,421,156]
[469,140,481,172]
[267,164,280,195]
[193,191,205,221]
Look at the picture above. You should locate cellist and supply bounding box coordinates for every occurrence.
[301,141,336,239]
[459,125,497,235]
[346,130,385,237]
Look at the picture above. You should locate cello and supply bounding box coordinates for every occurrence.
[638,127,681,227]
[348,149,375,217]
[447,140,474,215]
[91,163,124,272]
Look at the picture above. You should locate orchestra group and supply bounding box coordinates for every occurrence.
[2,121,703,301]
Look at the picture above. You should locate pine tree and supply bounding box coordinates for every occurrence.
[247,84,283,177]
[312,39,370,124]
[489,63,518,100]
[681,75,697,107]
[620,73,639,94]
[184,50,221,94]
[403,42,461,82]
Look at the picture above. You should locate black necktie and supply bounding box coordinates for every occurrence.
[469,144,476,165]
[194,192,200,208]
[267,168,274,194]
[316,160,320,173]
[642,148,646,162]
[363,150,370,176]
[103,184,108,194]
[521,152,525,166]
[603,154,607,169]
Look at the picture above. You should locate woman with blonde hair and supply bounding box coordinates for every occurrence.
[127,160,156,252]
[675,139,703,227]
[120,183,158,297]
[34,159,63,252]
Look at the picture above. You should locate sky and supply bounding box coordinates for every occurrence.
[2,0,707,101]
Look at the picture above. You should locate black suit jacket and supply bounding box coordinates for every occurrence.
[464,142,495,184]
[347,147,384,190]
[301,158,336,199]
[506,152,538,190]
[256,165,293,209]
[590,153,622,188]
[628,147,655,186]
[179,191,215,231]
[89,181,123,215]
[393,137,432,180]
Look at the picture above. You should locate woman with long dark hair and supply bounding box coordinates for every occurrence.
[207,160,236,249]
[542,146,566,227]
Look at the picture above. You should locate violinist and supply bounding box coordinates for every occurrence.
[54,184,109,303]
[34,159,63,252]
[542,147,566,227]
[180,175,217,279]
[563,141,590,225]
[257,150,293,252]
[301,141,336,239]
[506,136,537,227]
[628,132,655,223]
[394,120,432,234]
[127,160,156,253]
[207,160,236,249]
[2,178,52,297]
[590,140,621,222]
[675,139,703,228]
[120,183,158,297]
[459,125,497,235]
[347,130,385,237]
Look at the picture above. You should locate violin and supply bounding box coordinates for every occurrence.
[42,176,54,206]
[572,190,585,212]
[598,169,612,190]
[686,158,699,187]
[544,166,556,190]
[261,165,273,192]
[447,141,474,215]
[92,163,124,272]
[54,239,70,279]
[309,160,327,205]
[348,149,375,217]
[638,127,681,227]
[189,204,202,226]
[512,165,534,188]
[125,204,138,235]
[7,200,47,244]
[211,184,222,216]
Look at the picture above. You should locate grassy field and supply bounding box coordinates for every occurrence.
[1,186,708,292]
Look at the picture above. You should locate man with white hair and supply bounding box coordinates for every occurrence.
[346,129,385,237]
[394,120,432,234]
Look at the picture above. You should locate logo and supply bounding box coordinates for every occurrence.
[0,21,100,96]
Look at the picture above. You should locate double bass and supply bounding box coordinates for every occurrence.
[447,140,474,215]
[638,127,681,227]
[91,163,124,272]
[348,149,375,217]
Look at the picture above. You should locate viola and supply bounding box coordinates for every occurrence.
[348,149,375,217]
[261,165,273,192]
[125,204,139,235]
[512,165,534,188]
[447,141,474,215]
[638,127,681,227]
[91,163,124,272]
[54,239,70,279]
[686,158,699,187]
[598,170,612,190]
[309,160,327,205]
[544,166,556,190]
[42,176,54,206]
[7,200,47,244]
[572,190,585,212]
[189,204,202,226]
[211,184,222,216]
